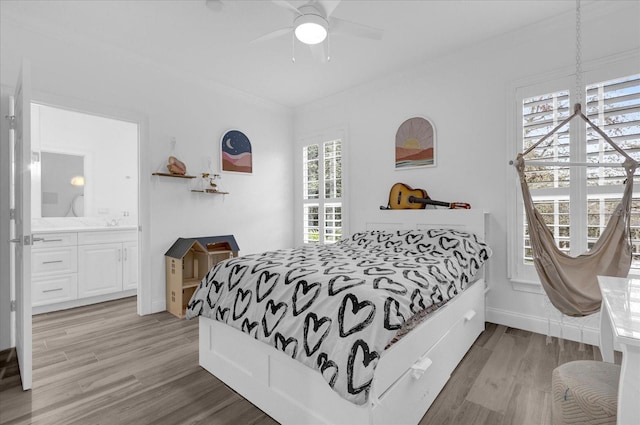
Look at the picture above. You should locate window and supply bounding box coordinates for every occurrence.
[302,138,342,244]
[513,72,640,284]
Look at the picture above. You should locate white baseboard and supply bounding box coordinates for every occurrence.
[485,306,601,347]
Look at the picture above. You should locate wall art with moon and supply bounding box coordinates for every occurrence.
[395,116,436,169]
[221,129,252,174]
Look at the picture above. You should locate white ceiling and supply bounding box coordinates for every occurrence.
[1,0,584,108]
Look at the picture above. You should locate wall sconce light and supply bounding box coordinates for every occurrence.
[70,175,85,186]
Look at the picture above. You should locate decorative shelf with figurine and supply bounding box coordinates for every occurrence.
[190,190,229,194]
[191,172,227,195]
[153,138,194,179]
[152,140,228,194]
[152,172,196,179]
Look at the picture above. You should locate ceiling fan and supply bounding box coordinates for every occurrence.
[207,0,383,62]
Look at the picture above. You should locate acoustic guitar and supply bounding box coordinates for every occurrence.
[382,183,471,210]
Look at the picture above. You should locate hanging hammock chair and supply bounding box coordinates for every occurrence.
[514,104,638,317]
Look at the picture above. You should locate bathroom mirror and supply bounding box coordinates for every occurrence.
[40,151,85,217]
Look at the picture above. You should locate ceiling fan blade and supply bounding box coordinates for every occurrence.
[270,0,301,15]
[309,42,329,63]
[330,16,383,40]
[250,27,292,44]
[317,0,341,18]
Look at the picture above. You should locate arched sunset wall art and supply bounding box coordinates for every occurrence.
[221,129,252,174]
[395,116,436,169]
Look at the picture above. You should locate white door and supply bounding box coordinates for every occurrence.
[10,61,33,390]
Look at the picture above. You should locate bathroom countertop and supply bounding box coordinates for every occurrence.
[32,218,137,233]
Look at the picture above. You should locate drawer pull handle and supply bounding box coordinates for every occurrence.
[42,239,63,243]
[410,356,433,380]
[43,288,63,293]
[42,260,63,264]
[463,310,476,322]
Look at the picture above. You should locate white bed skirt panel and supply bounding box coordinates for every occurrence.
[199,278,485,425]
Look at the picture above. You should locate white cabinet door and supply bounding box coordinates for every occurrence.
[78,243,123,297]
[122,241,138,291]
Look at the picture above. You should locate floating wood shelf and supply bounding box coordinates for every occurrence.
[190,190,229,195]
[152,172,196,179]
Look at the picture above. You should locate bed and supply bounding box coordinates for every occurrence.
[186,209,490,424]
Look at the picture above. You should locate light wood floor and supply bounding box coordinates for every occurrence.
[0,297,619,425]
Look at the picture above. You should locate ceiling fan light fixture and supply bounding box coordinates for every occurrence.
[294,14,328,45]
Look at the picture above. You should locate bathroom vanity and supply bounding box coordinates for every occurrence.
[32,219,138,314]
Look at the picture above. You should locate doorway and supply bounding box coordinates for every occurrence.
[5,66,151,390]
[29,102,144,315]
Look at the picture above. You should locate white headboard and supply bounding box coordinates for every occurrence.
[362,209,487,239]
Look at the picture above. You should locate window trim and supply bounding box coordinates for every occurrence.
[506,51,640,292]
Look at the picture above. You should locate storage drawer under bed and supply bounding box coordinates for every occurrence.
[373,280,485,399]
[372,298,484,424]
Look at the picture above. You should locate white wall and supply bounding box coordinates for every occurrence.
[0,12,294,349]
[294,1,640,344]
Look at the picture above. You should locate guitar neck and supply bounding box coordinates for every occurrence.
[408,195,451,208]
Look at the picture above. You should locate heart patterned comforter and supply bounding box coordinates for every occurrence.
[186,229,491,405]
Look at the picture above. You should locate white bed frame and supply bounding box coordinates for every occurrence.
[199,209,488,425]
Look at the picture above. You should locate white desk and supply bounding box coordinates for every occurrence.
[597,276,640,425]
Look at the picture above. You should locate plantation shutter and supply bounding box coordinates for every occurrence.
[302,139,343,244]
[520,74,640,271]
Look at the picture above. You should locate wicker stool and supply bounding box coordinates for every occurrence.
[552,360,620,425]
